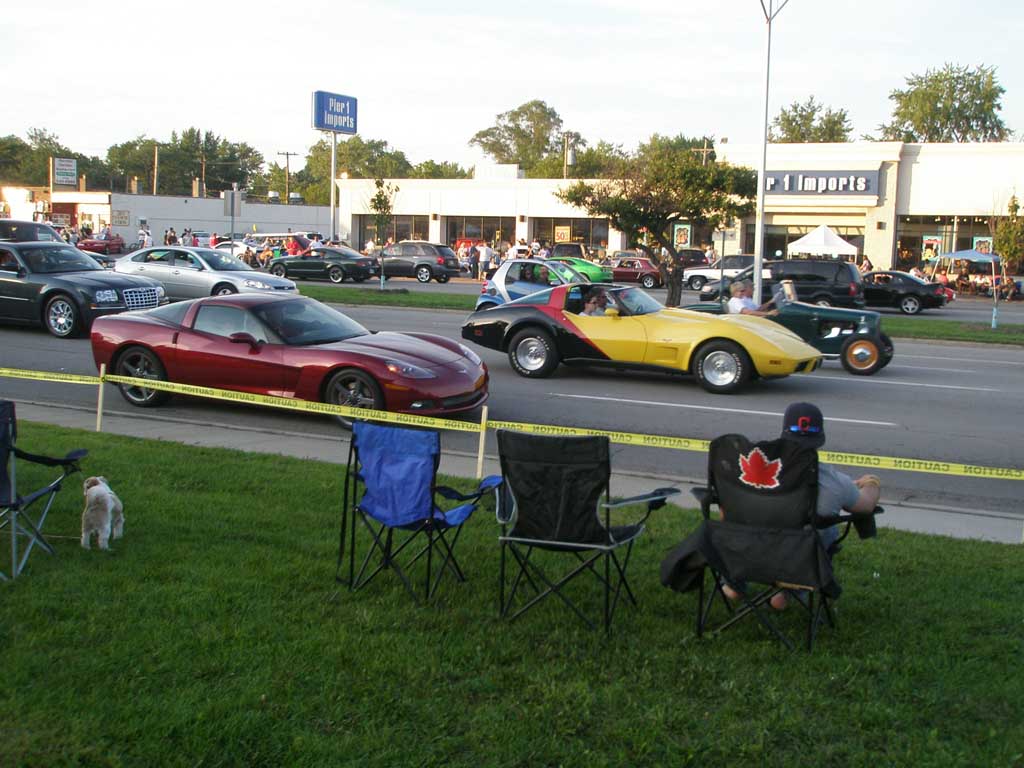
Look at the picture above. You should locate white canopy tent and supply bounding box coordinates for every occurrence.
[786,225,858,257]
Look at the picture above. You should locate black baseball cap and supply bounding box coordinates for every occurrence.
[780,402,826,449]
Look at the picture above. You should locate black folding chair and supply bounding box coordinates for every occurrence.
[1,400,87,581]
[337,420,501,604]
[661,434,882,651]
[496,429,678,633]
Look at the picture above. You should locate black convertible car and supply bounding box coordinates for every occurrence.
[267,245,378,283]
[0,241,165,337]
[862,271,947,314]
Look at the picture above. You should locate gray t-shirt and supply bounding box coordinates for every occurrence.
[817,463,861,550]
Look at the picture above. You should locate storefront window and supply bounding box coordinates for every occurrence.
[443,216,516,245]
[895,215,994,266]
[531,217,608,248]
[744,224,865,260]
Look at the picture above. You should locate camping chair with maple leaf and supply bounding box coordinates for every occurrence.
[660,434,882,651]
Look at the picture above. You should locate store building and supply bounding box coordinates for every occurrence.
[337,142,1024,268]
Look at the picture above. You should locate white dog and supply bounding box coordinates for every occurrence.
[81,476,124,550]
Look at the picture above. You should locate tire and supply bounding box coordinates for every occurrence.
[840,334,886,376]
[507,327,559,378]
[436,274,450,284]
[692,340,751,394]
[641,274,657,289]
[812,296,832,307]
[415,265,433,283]
[44,294,81,338]
[212,283,237,296]
[328,266,345,284]
[878,332,895,369]
[114,346,170,407]
[324,368,384,427]
[270,264,288,278]
[899,295,922,315]
[688,275,707,291]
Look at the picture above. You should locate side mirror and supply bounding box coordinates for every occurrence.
[229,332,261,348]
[604,307,620,318]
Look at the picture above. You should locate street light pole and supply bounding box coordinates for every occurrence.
[753,0,790,306]
[277,151,298,204]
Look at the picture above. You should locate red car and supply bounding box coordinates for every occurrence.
[78,233,126,255]
[610,257,662,289]
[90,294,489,417]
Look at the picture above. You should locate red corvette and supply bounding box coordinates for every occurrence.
[78,234,126,255]
[90,294,489,417]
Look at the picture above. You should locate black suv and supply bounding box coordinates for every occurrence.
[699,258,865,307]
[379,241,462,283]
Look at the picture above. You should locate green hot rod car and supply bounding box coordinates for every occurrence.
[684,282,894,375]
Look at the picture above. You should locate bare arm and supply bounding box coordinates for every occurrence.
[848,475,881,514]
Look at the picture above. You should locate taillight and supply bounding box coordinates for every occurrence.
[935,286,944,295]
[480,283,488,293]
[849,282,857,296]
[436,256,445,265]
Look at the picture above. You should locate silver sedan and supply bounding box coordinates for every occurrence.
[114,246,297,300]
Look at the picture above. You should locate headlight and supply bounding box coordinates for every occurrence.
[243,279,271,289]
[94,289,119,303]
[155,285,166,297]
[384,359,436,379]
[458,343,482,365]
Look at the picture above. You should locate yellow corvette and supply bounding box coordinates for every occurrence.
[461,283,823,394]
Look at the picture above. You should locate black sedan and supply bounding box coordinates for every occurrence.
[0,241,165,338]
[267,245,378,284]
[862,271,947,314]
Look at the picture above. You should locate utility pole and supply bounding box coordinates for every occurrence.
[152,143,159,195]
[691,138,714,166]
[278,151,299,203]
[200,153,206,194]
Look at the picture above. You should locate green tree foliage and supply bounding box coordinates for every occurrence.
[993,196,1024,274]
[558,134,755,306]
[0,129,109,188]
[770,97,852,142]
[409,159,471,179]
[879,63,1009,142]
[469,100,563,173]
[528,139,626,179]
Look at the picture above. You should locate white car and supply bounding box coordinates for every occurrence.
[214,240,251,257]
[683,255,755,291]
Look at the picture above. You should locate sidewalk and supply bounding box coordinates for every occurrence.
[16,400,1024,546]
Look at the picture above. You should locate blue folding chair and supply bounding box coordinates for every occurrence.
[338,421,501,603]
[1,400,87,581]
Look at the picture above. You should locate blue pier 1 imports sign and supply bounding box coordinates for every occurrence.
[312,91,357,134]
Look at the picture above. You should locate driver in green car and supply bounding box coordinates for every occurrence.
[727,280,778,317]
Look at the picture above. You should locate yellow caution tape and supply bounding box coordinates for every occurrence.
[1,366,1021,479]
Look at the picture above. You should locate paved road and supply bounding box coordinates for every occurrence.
[337,276,1024,323]
[2,307,1022,521]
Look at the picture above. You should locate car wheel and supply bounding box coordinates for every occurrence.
[415,265,433,283]
[328,266,345,283]
[688,276,707,291]
[899,295,922,315]
[507,327,559,378]
[212,283,238,296]
[44,294,81,338]
[812,296,832,307]
[270,264,287,278]
[840,334,886,376]
[436,274,450,283]
[114,346,170,407]
[641,274,657,289]
[692,340,751,394]
[324,368,384,428]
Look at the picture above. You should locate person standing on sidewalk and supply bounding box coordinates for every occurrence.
[477,241,493,281]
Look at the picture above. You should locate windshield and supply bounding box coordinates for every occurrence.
[197,248,253,272]
[546,260,587,283]
[610,287,662,316]
[251,298,368,346]
[22,245,103,273]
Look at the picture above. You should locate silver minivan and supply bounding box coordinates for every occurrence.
[114,246,297,300]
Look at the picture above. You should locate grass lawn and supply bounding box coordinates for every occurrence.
[3,423,1022,767]
[300,284,477,311]
[882,315,1024,346]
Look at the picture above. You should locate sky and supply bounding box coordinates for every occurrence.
[4,0,1024,173]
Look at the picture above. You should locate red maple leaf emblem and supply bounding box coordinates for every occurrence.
[738,448,783,490]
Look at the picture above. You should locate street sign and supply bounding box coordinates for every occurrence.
[53,157,77,186]
[222,189,245,217]
[312,91,357,134]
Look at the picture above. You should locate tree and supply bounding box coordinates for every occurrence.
[368,178,399,249]
[992,196,1024,274]
[528,139,626,179]
[770,97,852,142]
[879,63,1009,142]
[469,100,563,173]
[558,134,756,306]
[409,159,470,179]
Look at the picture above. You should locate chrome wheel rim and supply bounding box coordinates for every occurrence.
[215,286,235,295]
[271,266,286,277]
[901,297,919,313]
[329,268,343,283]
[845,340,880,371]
[119,351,161,403]
[515,338,548,371]
[702,350,739,387]
[47,299,75,336]
[330,376,379,410]
[416,267,431,282]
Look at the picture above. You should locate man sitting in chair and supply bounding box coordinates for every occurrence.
[722,402,882,610]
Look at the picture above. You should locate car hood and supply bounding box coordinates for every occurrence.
[223,271,295,287]
[312,331,465,367]
[48,271,161,290]
[658,307,815,348]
